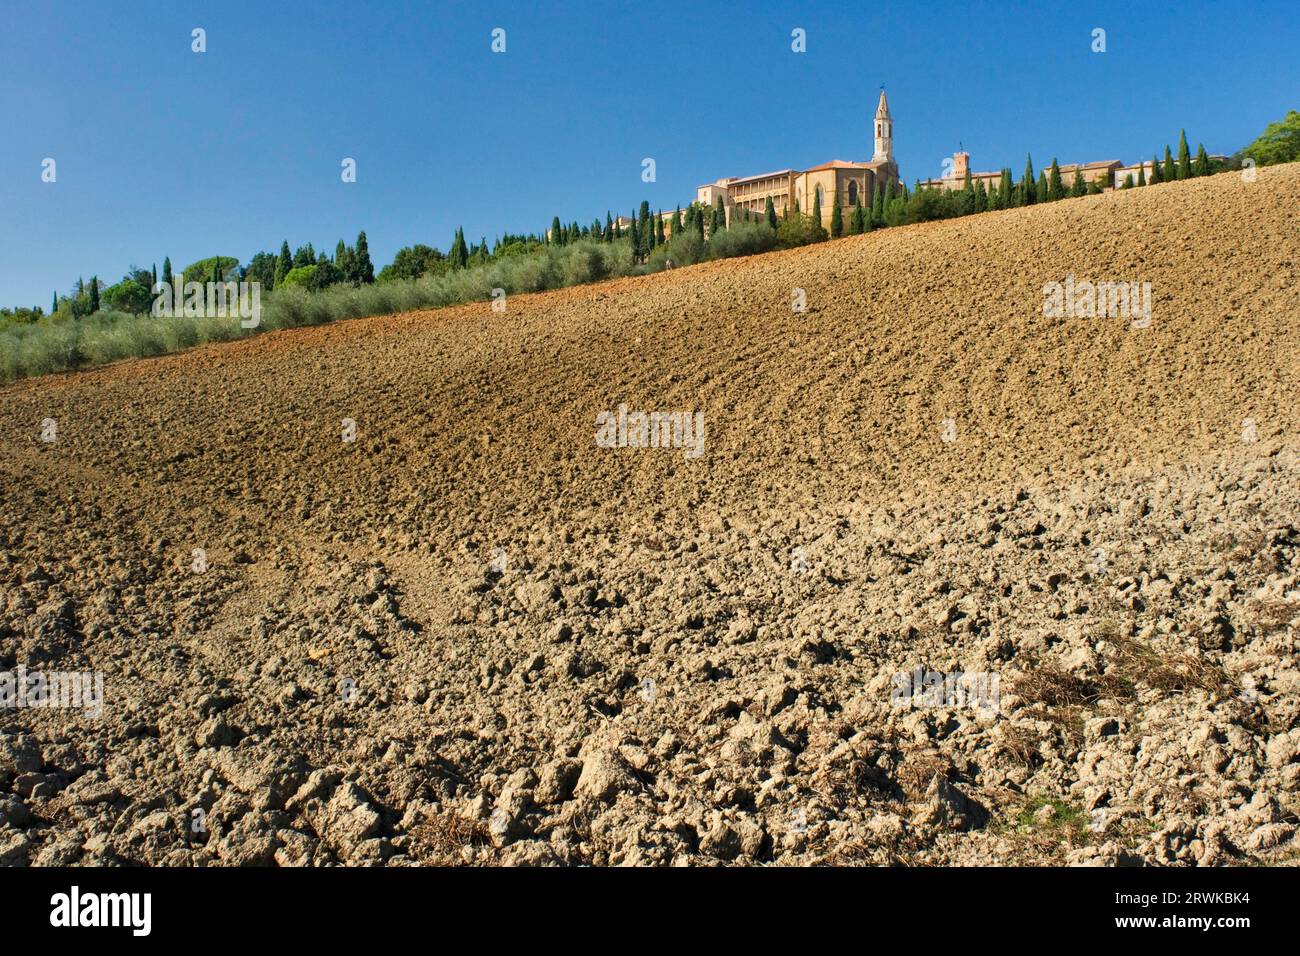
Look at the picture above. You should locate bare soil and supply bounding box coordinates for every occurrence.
[2,164,1298,866]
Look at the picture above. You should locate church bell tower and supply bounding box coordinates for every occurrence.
[873,87,894,164]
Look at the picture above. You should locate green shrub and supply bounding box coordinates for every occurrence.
[706,220,778,260]
[280,265,318,289]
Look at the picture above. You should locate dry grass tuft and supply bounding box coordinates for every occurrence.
[1106,635,1226,694]
[1249,599,1300,635]
[406,812,488,863]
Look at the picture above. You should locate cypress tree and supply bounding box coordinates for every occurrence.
[998,169,1013,208]
[52,291,58,314]
[1194,143,1210,177]
[1163,145,1176,182]
[765,196,777,230]
[89,276,100,314]
[1137,163,1146,187]
[605,211,614,242]
[656,213,666,246]
[449,228,469,269]
[811,188,823,234]
[974,179,988,212]
[711,196,725,235]
[1037,170,1048,201]
[1019,155,1040,204]
[850,199,865,234]
[550,216,563,244]
[1048,159,1064,200]
[1177,130,1192,179]
[1150,154,1163,184]
[162,256,174,285]
[673,206,683,235]
[151,263,158,288]
[629,213,640,261]
[274,244,290,285]
[830,191,843,237]
[355,231,375,283]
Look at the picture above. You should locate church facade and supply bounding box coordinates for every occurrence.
[694,89,901,229]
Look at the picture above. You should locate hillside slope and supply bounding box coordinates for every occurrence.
[1,165,1298,866]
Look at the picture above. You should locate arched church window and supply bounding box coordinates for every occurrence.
[847,181,858,205]
[815,185,824,207]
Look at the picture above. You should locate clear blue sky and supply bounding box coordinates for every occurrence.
[2,0,1296,308]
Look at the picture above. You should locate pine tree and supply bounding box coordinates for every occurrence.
[1163,145,1176,182]
[830,191,843,237]
[162,256,174,285]
[1194,143,1210,177]
[1048,159,1064,200]
[1177,130,1192,179]
[765,196,777,230]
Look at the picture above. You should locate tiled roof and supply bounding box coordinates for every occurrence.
[804,159,871,171]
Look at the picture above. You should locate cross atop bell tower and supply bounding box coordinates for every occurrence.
[873,87,894,164]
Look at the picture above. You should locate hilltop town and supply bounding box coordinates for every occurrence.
[658,88,1226,235]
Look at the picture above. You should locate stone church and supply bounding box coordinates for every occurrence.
[694,89,901,229]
